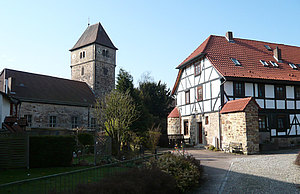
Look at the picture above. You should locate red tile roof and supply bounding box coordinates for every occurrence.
[220,97,260,114]
[172,34,300,94]
[168,107,180,118]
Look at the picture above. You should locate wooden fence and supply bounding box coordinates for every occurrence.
[0,133,29,169]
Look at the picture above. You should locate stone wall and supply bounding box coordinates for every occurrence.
[244,101,259,154]
[167,117,180,135]
[221,101,259,154]
[70,44,116,100]
[203,112,220,147]
[221,111,247,151]
[20,102,95,130]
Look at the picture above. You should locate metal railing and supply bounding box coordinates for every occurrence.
[0,154,162,194]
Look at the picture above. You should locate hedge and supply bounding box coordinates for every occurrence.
[29,136,76,168]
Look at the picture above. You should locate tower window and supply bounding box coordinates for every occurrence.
[102,49,109,57]
[80,52,82,59]
[103,67,108,75]
[81,67,84,75]
[83,51,85,58]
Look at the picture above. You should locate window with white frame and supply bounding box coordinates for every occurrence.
[71,116,78,128]
[49,116,56,128]
[24,115,32,127]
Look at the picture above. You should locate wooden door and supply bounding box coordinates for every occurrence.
[198,122,203,144]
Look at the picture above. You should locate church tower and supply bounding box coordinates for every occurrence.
[70,22,117,99]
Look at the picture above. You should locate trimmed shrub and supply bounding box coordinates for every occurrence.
[295,152,300,166]
[30,136,76,168]
[68,168,178,194]
[148,153,201,193]
[77,133,93,146]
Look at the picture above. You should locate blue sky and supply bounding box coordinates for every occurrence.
[1,0,300,89]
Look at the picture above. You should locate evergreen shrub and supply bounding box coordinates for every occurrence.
[29,136,76,168]
[65,168,178,194]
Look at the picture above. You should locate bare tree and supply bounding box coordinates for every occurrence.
[95,90,139,155]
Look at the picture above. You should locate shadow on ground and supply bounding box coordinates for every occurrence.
[190,165,300,194]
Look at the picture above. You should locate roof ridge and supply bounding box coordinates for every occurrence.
[177,35,213,68]
[210,34,300,49]
[4,68,88,85]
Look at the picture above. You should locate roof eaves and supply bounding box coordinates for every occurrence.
[176,52,206,69]
[18,97,94,107]
[171,69,183,95]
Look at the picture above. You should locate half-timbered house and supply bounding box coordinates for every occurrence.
[169,32,300,153]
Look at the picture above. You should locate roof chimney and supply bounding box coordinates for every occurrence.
[273,47,282,62]
[226,31,234,42]
[8,77,15,94]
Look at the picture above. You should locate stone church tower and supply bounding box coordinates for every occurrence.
[70,22,117,99]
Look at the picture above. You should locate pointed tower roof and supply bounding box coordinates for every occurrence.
[70,22,118,51]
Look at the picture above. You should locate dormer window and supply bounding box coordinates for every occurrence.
[260,60,269,66]
[81,67,84,75]
[269,61,279,67]
[289,63,297,69]
[231,58,241,66]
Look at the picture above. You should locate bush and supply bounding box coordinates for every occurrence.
[148,153,201,193]
[66,168,178,194]
[30,136,76,168]
[77,133,94,146]
[208,145,215,150]
[295,152,300,166]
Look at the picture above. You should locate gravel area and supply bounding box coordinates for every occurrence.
[221,150,300,194]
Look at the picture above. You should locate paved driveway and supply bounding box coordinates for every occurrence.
[187,149,300,194]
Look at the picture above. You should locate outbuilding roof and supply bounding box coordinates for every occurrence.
[172,34,300,95]
[220,97,260,114]
[168,107,180,118]
[0,69,95,107]
[70,22,117,51]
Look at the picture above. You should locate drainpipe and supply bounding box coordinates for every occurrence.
[218,76,227,150]
[218,105,222,150]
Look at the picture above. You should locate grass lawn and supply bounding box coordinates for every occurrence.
[0,166,90,185]
[0,165,127,194]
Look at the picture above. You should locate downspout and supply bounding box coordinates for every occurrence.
[218,77,227,150]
